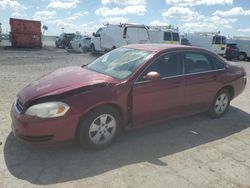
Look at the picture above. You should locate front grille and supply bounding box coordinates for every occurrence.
[16,99,24,113]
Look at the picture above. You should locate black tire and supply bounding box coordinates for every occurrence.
[239,52,246,61]
[82,46,88,53]
[77,106,121,150]
[91,44,96,54]
[208,89,231,118]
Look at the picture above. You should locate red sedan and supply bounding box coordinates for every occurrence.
[10,44,247,149]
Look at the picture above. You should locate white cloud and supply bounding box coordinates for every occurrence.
[165,0,233,6]
[180,22,217,33]
[95,5,146,16]
[100,17,128,24]
[101,0,146,5]
[0,0,26,11]
[46,18,100,34]
[65,11,89,21]
[47,0,80,9]
[238,28,250,32]
[34,10,57,20]
[213,7,250,17]
[149,20,170,26]
[179,16,236,32]
[163,7,204,21]
[96,0,146,17]
[11,11,27,18]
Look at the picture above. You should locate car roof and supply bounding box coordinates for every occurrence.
[124,44,205,53]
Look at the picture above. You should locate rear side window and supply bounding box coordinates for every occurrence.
[211,56,225,69]
[164,32,171,41]
[184,52,214,74]
[172,33,180,41]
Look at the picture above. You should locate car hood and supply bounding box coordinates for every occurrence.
[18,66,118,105]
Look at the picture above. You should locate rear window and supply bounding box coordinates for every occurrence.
[227,44,237,48]
[172,33,180,41]
[65,34,75,38]
[164,32,171,41]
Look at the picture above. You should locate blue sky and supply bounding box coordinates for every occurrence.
[1,0,250,36]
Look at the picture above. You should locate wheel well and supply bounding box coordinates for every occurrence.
[75,103,125,138]
[222,85,234,100]
[239,52,247,56]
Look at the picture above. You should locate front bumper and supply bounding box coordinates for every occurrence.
[10,103,81,144]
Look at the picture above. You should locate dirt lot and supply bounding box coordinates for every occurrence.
[0,47,250,188]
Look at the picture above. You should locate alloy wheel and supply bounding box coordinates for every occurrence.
[88,114,117,145]
[214,93,229,115]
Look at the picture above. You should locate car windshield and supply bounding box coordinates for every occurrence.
[86,47,153,80]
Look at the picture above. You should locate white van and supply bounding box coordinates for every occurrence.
[90,24,149,53]
[184,32,227,55]
[148,26,180,44]
[228,36,250,61]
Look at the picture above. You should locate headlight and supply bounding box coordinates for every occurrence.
[25,102,70,118]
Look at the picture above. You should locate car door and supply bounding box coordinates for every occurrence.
[181,51,222,116]
[126,27,139,44]
[72,35,79,49]
[132,52,185,127]
[137,28,148,44]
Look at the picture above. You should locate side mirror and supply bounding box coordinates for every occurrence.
[92,32,96,37]
[144,71,161,81]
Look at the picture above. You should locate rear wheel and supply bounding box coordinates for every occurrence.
[77,106,121,149]
[208,89,230,118]
[91,44,96,54]
[239,52,246,61]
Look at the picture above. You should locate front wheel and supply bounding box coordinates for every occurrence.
[77,106,121,149]
[208,89,230,118]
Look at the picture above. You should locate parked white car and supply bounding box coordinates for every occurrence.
[148,26,180,44]
[69,34,91,53]
[90,23,149,53]
[228,36,250,61]
[184,32,227,55]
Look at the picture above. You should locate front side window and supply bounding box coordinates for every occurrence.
[86,47,153,80]
[138,52,182,81]
[184,52,214,74]
[213,36,222,44]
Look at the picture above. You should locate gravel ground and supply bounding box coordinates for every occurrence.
[0,47,250,188]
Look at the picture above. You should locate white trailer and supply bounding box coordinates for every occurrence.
[148,26,180,44]
[184,32,227,55]
[228,36,250,61]
[90,23,149,53]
